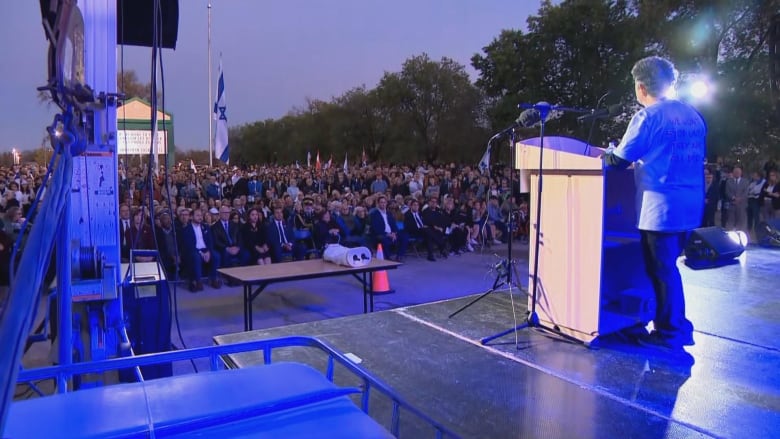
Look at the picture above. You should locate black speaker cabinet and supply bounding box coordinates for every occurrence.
[117,0,179,49]
[756,219,780,247]
[684,227,745,269]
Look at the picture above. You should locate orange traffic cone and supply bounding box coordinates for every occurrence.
[372,243,394,295]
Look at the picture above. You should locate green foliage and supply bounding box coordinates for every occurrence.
[231,54,486,165]
[118,70,158,103]
[376,54,487,163]
[471,0,779,159]
[634,0,780,159]
[229,0,780,166]
[473,0,644,145]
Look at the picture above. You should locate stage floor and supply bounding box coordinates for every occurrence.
[215,247,780,439]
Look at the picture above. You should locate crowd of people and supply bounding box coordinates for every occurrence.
[0,151,777,296]
[702,158,780,237]
[115,160,530,292]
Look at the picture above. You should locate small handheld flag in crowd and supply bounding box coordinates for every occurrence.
[478,142,491,175]
[343,153,348,173]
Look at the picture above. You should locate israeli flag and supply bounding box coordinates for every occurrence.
[478,143,491,175]
[214,59,229,164]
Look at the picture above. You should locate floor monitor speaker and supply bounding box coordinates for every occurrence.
[684,227,744,269]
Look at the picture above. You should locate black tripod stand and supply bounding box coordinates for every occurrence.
[449,131,525,319]
[480,102,586,346]
[448,243,524,318]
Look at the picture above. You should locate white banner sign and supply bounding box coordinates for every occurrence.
[117,130,168,155]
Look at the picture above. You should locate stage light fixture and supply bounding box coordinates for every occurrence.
[672,74,714,104]
[689,80,710,99]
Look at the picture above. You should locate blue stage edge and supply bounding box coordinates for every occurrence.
[8,336,458,438]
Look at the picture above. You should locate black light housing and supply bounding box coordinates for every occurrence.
[117,0,179,49]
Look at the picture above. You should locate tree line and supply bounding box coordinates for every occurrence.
[125,0,780,167]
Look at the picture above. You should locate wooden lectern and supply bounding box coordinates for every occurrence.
[516,136,654,345]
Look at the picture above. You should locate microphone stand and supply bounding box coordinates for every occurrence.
[481,102,585,346]
[448,130,523,319]
[583,91,611,156]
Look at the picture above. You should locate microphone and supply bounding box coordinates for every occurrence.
[577,104,622,123]
[495,109,542,136]
[517,108,542,127]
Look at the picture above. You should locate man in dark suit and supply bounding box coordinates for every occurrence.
[404,199,437,261]
[702,168,719,227]
[155,211,179,279]
[212,206,248,269]
[421,197,451,255]
[369,195,408,261]
[119,203,132,263]
[267,206,305,263]
[179,209,221,292]
[725,165,750,231]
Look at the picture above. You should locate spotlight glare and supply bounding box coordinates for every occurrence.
[665,87,678,99]
[690,80,709,99]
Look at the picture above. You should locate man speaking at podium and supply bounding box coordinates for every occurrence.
[603,56,706,352]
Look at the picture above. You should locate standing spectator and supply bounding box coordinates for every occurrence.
[725,165,750,232]
[747,170,766,233]
[718,168,731,228]
[764,157,778,180]
[702,168,719,227]
[760,170,780,220]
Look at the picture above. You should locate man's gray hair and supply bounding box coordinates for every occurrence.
[631,56,678,98]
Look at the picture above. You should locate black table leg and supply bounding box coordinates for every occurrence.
[246,283,270,332]
[248,285,254,331]
[243,284,250,332]
[369,271,375,312]
[362,272,368,314]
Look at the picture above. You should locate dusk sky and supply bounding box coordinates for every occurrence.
[1,0,544,152]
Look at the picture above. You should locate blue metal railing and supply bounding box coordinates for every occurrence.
[16,336,459,438]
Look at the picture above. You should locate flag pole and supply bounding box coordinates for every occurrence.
[207,2,213,167]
